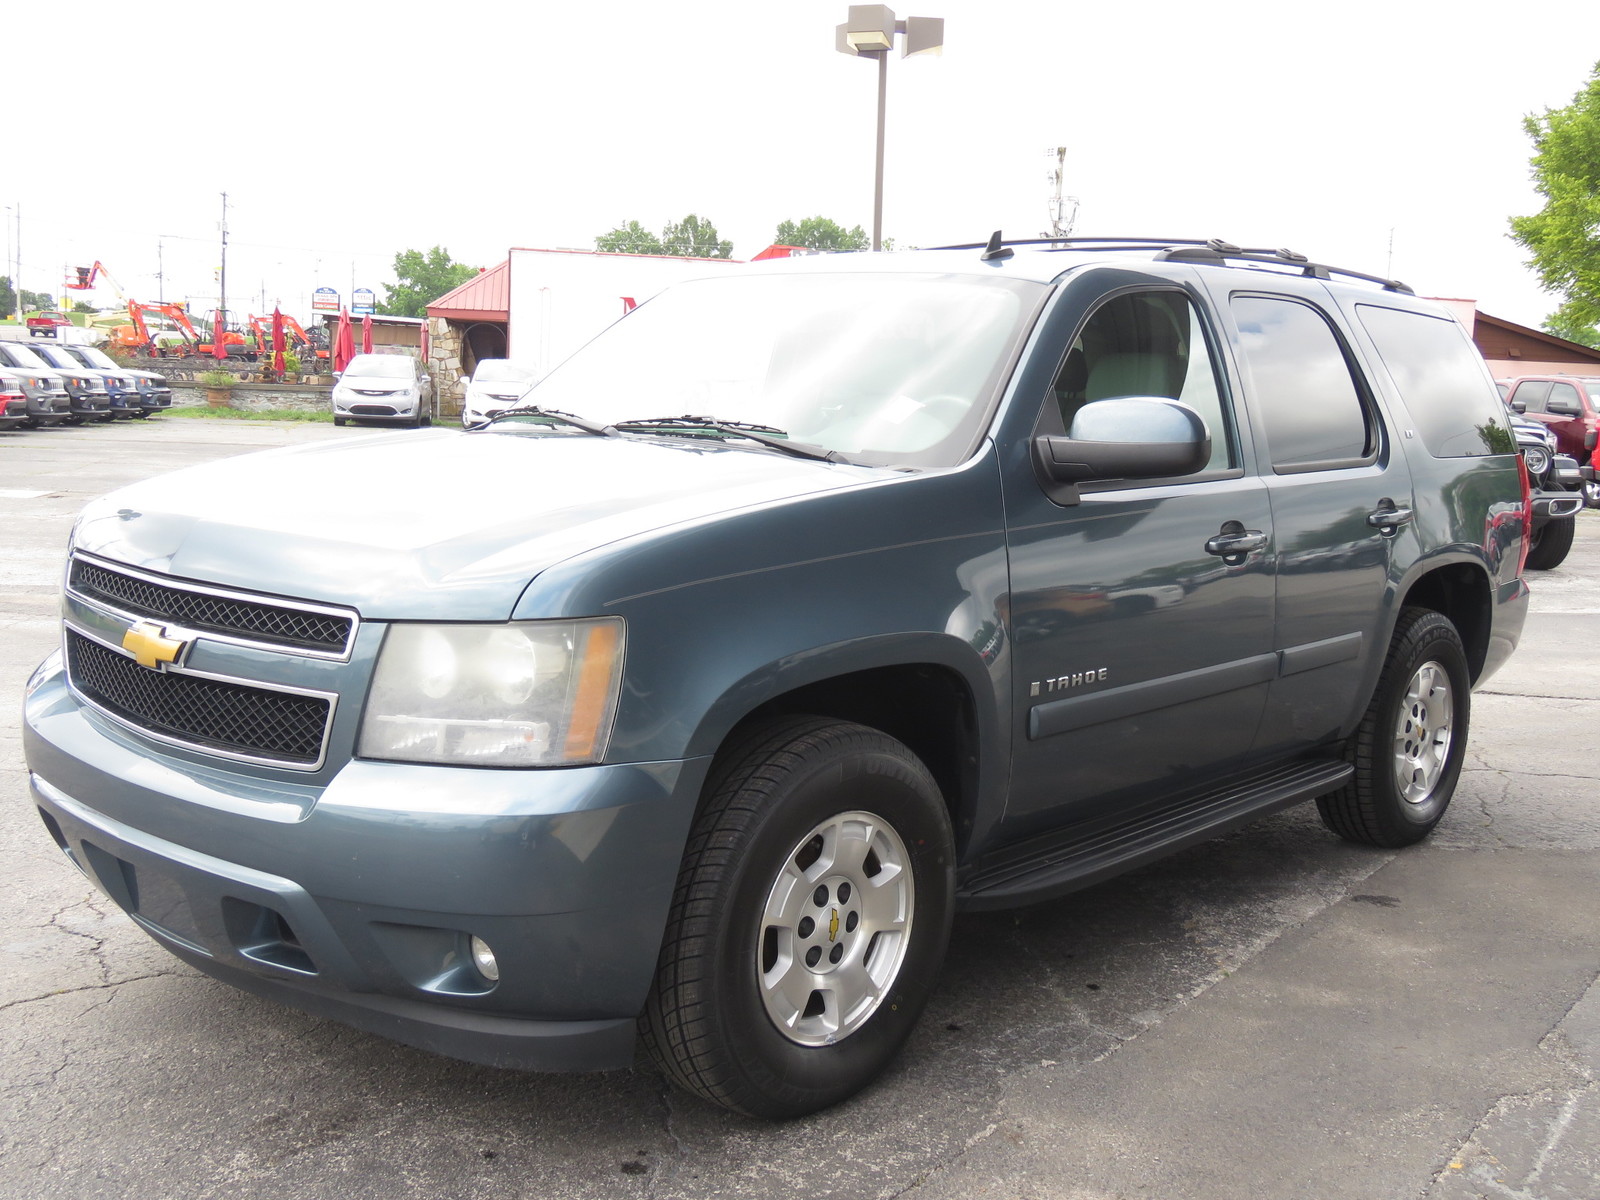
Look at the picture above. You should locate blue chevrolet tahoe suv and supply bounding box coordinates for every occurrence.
[22,238,1531,1117]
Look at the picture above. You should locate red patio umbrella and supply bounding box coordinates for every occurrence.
[333,307,355,373]
[211,310,228,361]
[270,307,286,378]
[361,312,373,355]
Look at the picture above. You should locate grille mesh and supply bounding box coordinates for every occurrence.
[66,631,330,765]
[70,559,351,653]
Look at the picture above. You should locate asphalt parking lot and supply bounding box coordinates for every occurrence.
[3,418,1598,1200]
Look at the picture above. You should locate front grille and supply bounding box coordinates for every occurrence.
[69,558,353,654]
[350,404,397,415]
[66,630,330,766]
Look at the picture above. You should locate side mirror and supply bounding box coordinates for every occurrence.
[1547,398,1581,417]
[1035,397,1211,487]
[1585,429,1597,452]
[1510,397,1527,413]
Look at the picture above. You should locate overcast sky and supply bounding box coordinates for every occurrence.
[7,1,1598,329]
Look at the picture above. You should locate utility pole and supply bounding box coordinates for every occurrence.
[218,191,229,345]
[156,237,165,307]
[10,203,20,319]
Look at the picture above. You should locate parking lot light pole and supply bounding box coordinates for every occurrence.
[835,6,943,252]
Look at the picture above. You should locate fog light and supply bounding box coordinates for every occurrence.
[469,936,499,982]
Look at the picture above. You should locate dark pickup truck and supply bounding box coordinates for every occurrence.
[24,237,1529,1118]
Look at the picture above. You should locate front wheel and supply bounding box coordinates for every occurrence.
[1525,515,1575,571]
[1317,608,1470,847]
[640,717,954,1118]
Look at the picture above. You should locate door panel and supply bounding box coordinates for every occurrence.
[999,280,1273,837]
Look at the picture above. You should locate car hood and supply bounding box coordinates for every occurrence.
[337,372,416,389]
[72,428,883,620]
[466,381,534,402]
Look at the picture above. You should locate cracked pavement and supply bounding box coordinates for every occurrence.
[3,421,1599,1200]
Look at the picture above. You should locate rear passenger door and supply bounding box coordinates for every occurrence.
[1200,282,1414,754]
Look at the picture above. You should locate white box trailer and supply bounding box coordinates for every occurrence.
[506,248,740,377]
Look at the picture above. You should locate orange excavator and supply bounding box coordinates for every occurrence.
[111,302,250,359]
[248,313,330,361]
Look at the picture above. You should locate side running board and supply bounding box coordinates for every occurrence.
[957,758,1352,912]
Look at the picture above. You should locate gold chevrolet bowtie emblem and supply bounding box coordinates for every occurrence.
[122,621,185,671]
[829,908,840,943]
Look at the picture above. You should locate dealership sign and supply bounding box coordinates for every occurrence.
[312,287,339,313]
[352,288,375,315]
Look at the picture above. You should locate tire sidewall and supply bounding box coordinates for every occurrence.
[1371,615,1470,834]
[710,738,954,1113]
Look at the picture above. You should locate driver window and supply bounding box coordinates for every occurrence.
[1052,291,1235,472]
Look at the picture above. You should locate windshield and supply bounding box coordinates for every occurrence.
[0,344,49,370]
[342,355,416,380]
[474,360,537,385]
[520,272,1043,468]
[28,345,76,369]
[73,346,120,370]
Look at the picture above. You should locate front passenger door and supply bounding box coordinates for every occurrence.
[1001,280,1275,837]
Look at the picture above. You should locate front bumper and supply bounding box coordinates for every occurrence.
[1530,487,1584,528]
[67,390,113,418]
[24,392,71,424]
[24,656,709,1072]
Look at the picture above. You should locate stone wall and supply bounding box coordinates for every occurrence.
[427,317,466,419]
[170,379,332,412]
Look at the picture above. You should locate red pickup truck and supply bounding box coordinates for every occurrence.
[24,310,72,336]
[1504,375,1600,507]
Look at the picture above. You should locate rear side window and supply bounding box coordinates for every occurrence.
[1231,295,1373,472]
[1357,304,1511,456]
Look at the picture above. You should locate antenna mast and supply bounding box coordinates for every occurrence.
[1044,146,1079,239]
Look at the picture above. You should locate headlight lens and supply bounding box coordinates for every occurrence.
[358,618,625,767]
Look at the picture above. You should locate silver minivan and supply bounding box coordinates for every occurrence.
[331,353,433,427]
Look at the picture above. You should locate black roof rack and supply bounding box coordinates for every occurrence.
[925,235,1413,294]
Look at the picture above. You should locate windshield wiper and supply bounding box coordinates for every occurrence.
[479,405,617,436]
[612,415,848,463]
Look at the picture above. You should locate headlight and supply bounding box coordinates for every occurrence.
[1524,445,1550,476]
[358,619,625,767]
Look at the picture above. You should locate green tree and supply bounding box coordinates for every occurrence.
[595,220,664,255]
[660,214,732,258]
[2,278,55,316]
[377,246,479,318]
[71,299,96,313]
[1510,61,1600,349]
[773,216,870,252]
[595,215,732,258]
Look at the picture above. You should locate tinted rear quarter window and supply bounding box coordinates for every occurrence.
[1357,304,1511,456]
[1231,295,1373,471]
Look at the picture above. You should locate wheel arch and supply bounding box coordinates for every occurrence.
[685,634,1001,858]
[1395,558,1494,683]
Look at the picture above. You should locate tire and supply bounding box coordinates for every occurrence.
[1316,607,1470,847]
[333,416,347,427]
[132,410,150,420]
[1583,479,1600,509]
[1525,515,1575,570]
[640,716,954,1118]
